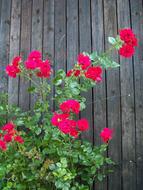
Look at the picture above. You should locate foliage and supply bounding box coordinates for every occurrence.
[0,28,138,189]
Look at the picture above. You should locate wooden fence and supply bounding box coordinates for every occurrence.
[0,0,143,190]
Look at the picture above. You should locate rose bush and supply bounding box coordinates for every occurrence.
[0,28,138,190]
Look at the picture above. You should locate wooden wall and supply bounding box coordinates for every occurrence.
[0,0,143,189]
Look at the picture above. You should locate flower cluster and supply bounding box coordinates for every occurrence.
[6,56,21,78]
[0,122,24,151]
[60,99,80,114]
[100,128,113,143]
[67,53,102,82]
[51,99,89,138]
[6,50,52,78]
[25,50,51,78]
[119,28,138,58]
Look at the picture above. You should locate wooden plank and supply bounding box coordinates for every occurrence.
[43,0,54,110]
[130,0,143,189]
[8,0,21,105]
[103,0,122,190]
[117,0,136,190]
[54,0,66,111]
[54,0,66,71]
[30,0,43,108]
[0,0,11,93]
[91,0,107,189]
[79,0,93,142]
[67,0,78,70]
[0,0,2,23]
[91,0,106,153]
[43,0,54,61]
[19,0,32,111]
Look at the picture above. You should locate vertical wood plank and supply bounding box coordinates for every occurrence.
[43,0,54,61]
[0,0,11,93]
[54,0,66,71]
[91,1,107,189]
[79,0,93,142]
[8,0,21,105]
[67,0,78,70]
[30,0,43,108]
[43,0,54,110]
[130,0,143,189]
[104,0,122,190]
[91,0,105,152]
[0,0,2,24]
[117,0,136,189]
[19,0,32,111]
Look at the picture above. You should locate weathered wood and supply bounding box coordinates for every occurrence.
[0,1,142,190]
[0,0,11,93]
[19,0,32,111]
[0,0,2,23]
[130,0,143,189]
[79,0,93,143]
[104,0,122,190]
[67,0,78,69]
[91,0,107,189]
[43,0,54,61]
[54,0,66,71]
[30,0,43,108]
[43,0,54,110]
[117,0,136,190]
[8,0,21,105]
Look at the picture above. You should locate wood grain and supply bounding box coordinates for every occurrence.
[0,1,142,189]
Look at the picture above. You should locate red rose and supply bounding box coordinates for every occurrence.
[51,112,69,126]
[36,60,51,78]
[74,70,80,77]
[2,122,15,133]
[60,100,80,114]
[28,50,42,61]
[58,120,71,134]
[66,69,80,77]
[6,56,21,78]
[85,66,102,82]
[119,28,138,47]
[24,60,37,70]
[66,70,73,77]
[77,53,91,70]
[100,128,113,143]
[12,56,21,66]
[58,119,77,135]
[3,134,13,143]
[6,65,20,78]
[77,118,89,131]
[0,140,7,151]
[14,136,24,144]
[119,44,134,58]
[70,128,79,138]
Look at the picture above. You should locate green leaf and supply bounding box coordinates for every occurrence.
[97,174,104,182]
[69,81,79,89]
[53,76,63,86]
[56,69,66,78]
[60,158,67,167]
[97,56,120,69]
[56,162,62,167]
[27,86,36,93]
[80,102,86,110]
[105,158,115,165]
[90,51,98,60]
[72,88,80,95]
[35,128,42,135]
[108,37,116,45]
[49,164,56,170]
[6,182,13,188]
